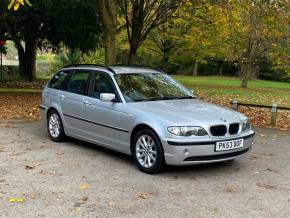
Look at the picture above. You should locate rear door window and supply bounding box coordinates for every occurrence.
[48,71,70,90]
[67,70,91,95]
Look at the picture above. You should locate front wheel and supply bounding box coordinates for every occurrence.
[132,129,165,174]
[47,110,65,142]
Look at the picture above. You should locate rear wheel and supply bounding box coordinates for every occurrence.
[47,110,65,142]
[132,129,164,174]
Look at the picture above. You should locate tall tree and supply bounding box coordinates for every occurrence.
[0,0,102,81]
[216,1,289,87]
[118,0,181,64]
[98,0,117,65]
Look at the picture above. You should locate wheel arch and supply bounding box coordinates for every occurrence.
[47,107,57,118]
[130,124,163,154]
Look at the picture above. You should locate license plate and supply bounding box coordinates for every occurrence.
[215,139,244,152]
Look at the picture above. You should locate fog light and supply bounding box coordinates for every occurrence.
[184,149,189,155]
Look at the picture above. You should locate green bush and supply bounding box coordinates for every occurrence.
[0,65,20,81]
[259,62,289,82]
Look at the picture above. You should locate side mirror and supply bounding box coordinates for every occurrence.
[100,93,116,102]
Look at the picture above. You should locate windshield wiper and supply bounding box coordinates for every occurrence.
[136,96,195,102]
[173,96,196,100]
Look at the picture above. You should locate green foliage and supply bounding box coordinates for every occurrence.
[47,48,105,78]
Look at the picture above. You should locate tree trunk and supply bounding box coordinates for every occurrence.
[14,39,38,81]
[128,48,138,64]
[104,29,116,65]
[25,40,38,82]
[14,40,26,78]
[218,61,224,75]
[99,0,117,65]
[240,61,254,88]
[192,60,198,76]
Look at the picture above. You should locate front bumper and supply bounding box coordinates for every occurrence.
[161,131,255,166]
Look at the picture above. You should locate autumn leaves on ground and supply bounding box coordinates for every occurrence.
[0,76,289,130]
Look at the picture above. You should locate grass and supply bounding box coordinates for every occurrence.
[0,88,41,93]
[173,75,290,90]
[173,75,290,107]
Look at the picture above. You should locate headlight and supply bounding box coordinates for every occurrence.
[167,126,208,136]
[242,119,251,131]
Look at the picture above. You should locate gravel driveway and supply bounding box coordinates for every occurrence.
[0,120,289,218]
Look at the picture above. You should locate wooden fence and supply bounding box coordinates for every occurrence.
[230,100,290,127]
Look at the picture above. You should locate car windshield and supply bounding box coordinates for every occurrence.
[114,73,194,102]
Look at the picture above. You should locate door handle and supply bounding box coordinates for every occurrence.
[60,94,66,100]
[83,100,92,106]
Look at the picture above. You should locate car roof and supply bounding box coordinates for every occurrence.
[110,66,160,74]
[61,64,161,75]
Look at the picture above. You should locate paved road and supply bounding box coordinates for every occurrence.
[0,120,289,218]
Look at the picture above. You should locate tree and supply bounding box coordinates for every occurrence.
[147,22,177,71]
[0,0,102,81]
[98,0,117,65]
[118,0,181,64]
[169,0,289,84]
[215,1,289,87]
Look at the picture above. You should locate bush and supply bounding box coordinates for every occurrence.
[0,65,20,81]
[259,62,289,82]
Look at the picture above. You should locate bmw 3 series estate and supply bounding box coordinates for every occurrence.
[40,65,255,174]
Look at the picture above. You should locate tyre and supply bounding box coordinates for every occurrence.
[47,110,65,142]
[132,129,165,174]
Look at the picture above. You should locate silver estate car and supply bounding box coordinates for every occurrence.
[40,65,255,174]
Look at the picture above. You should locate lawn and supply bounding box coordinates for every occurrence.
[173,75,290,108]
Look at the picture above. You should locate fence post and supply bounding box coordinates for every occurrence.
[232,99,238,111]
[271,103,277,127]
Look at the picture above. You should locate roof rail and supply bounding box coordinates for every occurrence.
[110,64,161,71]
[62,64,115,74]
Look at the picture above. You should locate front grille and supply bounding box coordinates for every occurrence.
[229,123,239,135]
[210,125,227,136]
[184,148,249,161]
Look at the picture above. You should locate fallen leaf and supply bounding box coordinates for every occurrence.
[25,163,40,170]
[137,192,158,199]
[108,202,116,208]
[249,155,258,160]
[267,168,279,174]
[256,182,276,189]
[79,197,88,204]
[224,187,239,193]
[8,198,25,203]
[47,171,56,175]
[80,183,88,190]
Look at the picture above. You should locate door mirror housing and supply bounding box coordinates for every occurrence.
[100,93,116,102]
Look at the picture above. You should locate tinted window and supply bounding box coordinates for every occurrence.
[48,71,69,89]
[91,73,115,99]
[67,71,91,95]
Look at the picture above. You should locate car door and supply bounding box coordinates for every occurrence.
[82,71,128,151]
[59,69,91,135]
